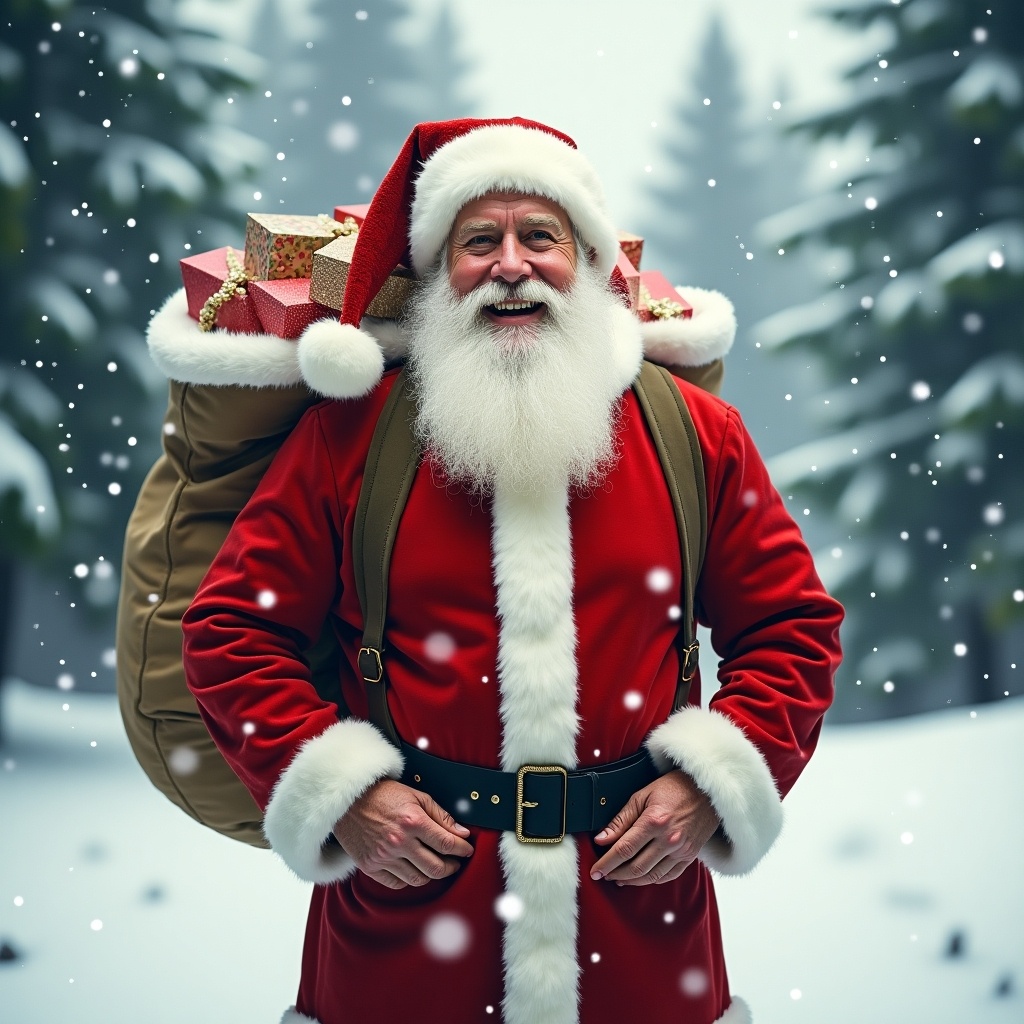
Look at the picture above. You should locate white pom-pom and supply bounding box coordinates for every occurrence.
[641,286,736,368]
[298,319,385,398]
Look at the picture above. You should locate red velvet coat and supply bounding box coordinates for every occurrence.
[183,368,842,1024]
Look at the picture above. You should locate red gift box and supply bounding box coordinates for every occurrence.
[611,250,641,311]
[638,271,693,322]
[248,278,334,339]
[180,246,262,334]
[332,203,371,227]
[617,230,644,270]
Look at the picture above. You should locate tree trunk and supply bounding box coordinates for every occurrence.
[964,600,998,705]
[0,558,14,744]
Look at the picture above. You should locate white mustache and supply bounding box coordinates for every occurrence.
[465,279,566,319]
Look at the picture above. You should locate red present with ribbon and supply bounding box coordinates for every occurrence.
[180,246,262,334]
[332,203,370,227]
[617,230,644,270]
[638,270,693,322]
[248,278,334,339]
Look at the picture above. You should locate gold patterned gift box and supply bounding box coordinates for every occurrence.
[310,233,417,319]
[243,213,354,281]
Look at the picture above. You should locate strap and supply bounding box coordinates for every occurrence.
[632,360,707,711]
[352,368,420,747]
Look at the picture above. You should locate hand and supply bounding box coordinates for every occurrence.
[590,769,720,886]
[333,779,475,890]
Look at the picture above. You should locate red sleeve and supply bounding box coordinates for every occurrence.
[182,404,347,809]
[696,399,844,799]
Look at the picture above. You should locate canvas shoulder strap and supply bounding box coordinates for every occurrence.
[352,360,709,747]
[632,360,708,711]
[352,367,420,747]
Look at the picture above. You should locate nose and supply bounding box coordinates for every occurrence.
[491,231,532,284]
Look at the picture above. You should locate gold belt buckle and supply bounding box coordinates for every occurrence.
[515,764,568,844]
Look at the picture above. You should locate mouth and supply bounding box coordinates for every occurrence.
[482,300,546,326]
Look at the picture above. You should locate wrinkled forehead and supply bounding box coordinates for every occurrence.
[450,191,574,237]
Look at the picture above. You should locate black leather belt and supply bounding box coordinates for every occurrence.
[400,742,661,844]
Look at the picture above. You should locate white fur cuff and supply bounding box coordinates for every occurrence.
[280,1009,320,1024]
[646,708,782,876]
[641,286,736,369]
[263,718,404,884]
[147,289,304,388]
[715,995,752,1023]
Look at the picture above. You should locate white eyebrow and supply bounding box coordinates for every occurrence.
[521,213,568,231]
[454,218,499,239]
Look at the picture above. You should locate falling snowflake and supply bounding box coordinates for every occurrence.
[622,691,643,711]
[909,381,931,401]
[423,913,471,960]
[168,746,200,776]
[680,967,709,996]
[646,568,672,593]
[424,632,456,663]
[983,504,1004,525]
[57,674,74,690]
[257,590,277,609]
[494,893,524,922]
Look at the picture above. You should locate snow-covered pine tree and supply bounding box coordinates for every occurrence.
[755,0,1024,715]
[639,15,821,455]
[235,0,475,215]
[0,2,266,697]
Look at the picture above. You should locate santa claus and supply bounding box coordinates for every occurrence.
[181,118,842,1024]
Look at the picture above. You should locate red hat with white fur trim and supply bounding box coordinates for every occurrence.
[297,117,735,399]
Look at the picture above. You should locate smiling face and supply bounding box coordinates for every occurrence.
[447,193,579,328]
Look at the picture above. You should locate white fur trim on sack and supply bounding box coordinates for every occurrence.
[646,707,783,876]
[410,124,621,279]
[641,286,736,369]
[263,718,404,884]
[147,289,303,388]
[491,482,582,1024]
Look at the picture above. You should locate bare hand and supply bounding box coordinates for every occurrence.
[590,769,720,886]
[333,779,474,890]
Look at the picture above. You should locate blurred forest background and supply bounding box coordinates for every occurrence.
[1,0,1021,728]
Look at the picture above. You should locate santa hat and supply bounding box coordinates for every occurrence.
[298,117,626,399]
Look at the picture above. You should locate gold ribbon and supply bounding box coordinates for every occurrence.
[198,247,249,332]
[320,213,359,238]
[640,283,685,320]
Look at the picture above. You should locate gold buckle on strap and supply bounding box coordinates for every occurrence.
[681,640,700,682]
[358,647,384,683]
[515,765,568,844]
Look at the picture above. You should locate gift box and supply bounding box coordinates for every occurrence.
[243,213,352,281]
[310,233,418,319]
[332,203,371,226]
[617,230,644,270]
[248,278,335,339]
[611,250,641,311]
[638,270,693,322]
[180,246,263,334]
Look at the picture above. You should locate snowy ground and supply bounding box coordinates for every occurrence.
[1,679,1021,1023]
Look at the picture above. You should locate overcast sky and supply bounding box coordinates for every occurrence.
[187,0,886,227]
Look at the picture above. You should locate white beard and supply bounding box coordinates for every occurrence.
[404,259,628,495]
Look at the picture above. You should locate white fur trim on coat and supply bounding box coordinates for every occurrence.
[715,995,753,1023]
[641,286,736,368]
[262,718,404,884]
[491,482,582,1024]
[410,125,620,279]
[147,289,304,388]
[646,707,783,876]
[280,1009,319,1024]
